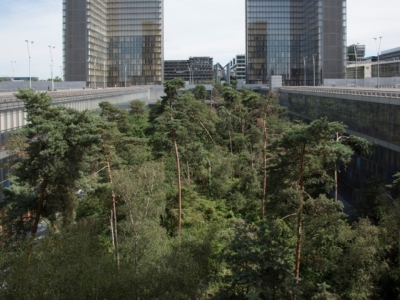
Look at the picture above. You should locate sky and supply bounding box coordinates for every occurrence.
[0,0,399,80]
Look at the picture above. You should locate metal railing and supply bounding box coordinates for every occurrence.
[0,86,163,110]
[279,86,400,99]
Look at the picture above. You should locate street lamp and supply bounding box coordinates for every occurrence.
[373,37,382,89]
[25,40,34,89]
[87,57,97,88]
[103,60,106,89]
[353,43,359,87]
[94,57,97,89]
[11,61,16,81]
[48,46,55,91]
[124,63,127,87]
[312,54,317,86]
[303,56,307,86]
[187,64,193,85]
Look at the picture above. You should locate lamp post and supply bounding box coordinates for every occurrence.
[94,57,97,89]
[48,46,55,91]
[124,63,127,87]
[303,56,307,86]
[25,40,34,89]
[373,37,382,89]
[353,43,359,87]
[11,61,16,81]
[312,54,317,86]
[103,60,106,89]
[87,57,97,88]
[187,64,194,85]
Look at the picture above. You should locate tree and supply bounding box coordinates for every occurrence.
[99,101,131,134]
[150,79,216,234]
[151,78,185,234]
[129,99,146,116]
[2,89,101,241]
[334,133,372,201]
[246,92,282,218]
[271,118,353,284]
[194,84,207,101]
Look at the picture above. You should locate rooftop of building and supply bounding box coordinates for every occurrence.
[280,86,400,95]
[381,47,400,55]
[347,59,400,67]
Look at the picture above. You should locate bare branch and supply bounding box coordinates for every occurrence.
[279,213,298,221]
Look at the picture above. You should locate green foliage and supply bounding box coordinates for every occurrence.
[1,87,399,299]
[1,89,101,236]
[129,99,146,116]
[194,84,207,100]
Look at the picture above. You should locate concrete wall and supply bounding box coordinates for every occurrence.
[269,75,282,91]
[0,81,87,92]
[324,77,400,87]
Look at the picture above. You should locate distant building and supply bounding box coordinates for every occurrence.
[347,60,400,79]
[246,0,347,86]
[229,55,246,80]
[346,46,400,79]
[164,57,213,84]
[0,77,39,82]
[63,0,164,87]
[380,47,400,61]
[213,63,226,82]
[347,44,366,62]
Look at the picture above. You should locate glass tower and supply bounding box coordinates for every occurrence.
[246,0,346,86]
[63,0,163,87]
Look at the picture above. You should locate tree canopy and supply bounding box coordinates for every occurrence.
[0,84,399,300]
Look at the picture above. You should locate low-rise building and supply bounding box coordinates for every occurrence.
[164,57,213,84]
[346,47,400,79]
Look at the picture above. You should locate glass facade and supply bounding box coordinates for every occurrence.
[63,0,163,87]
[346,66,365,79]
[372,62,400,78]
[281,91,400,202]
[246,0,346,86]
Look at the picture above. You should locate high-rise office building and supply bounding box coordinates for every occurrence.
[63,0,164,87]
[246,0,346,85]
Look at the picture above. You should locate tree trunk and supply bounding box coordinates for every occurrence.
[31,180,48,237]
[335,132,339,201]
[110,210,115,247]
[207,158,212,196]
[229,130,234,179]
[295,143,306,281]
[172,132,182,234]
[106,158,120,268]
[28,179,48,263]
[334,164,338,201]
[262,119,267,219]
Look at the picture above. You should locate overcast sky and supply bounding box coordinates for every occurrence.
[0,0,399,79]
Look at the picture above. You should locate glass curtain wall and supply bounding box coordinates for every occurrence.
[372,62,400,78]
[63,0,90,82]
[245,0,346,85]
[64,0,163,87]
[87,0,108,88]
[302,0,320,86]
[246,0,293,84]
[107,0,163,86]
